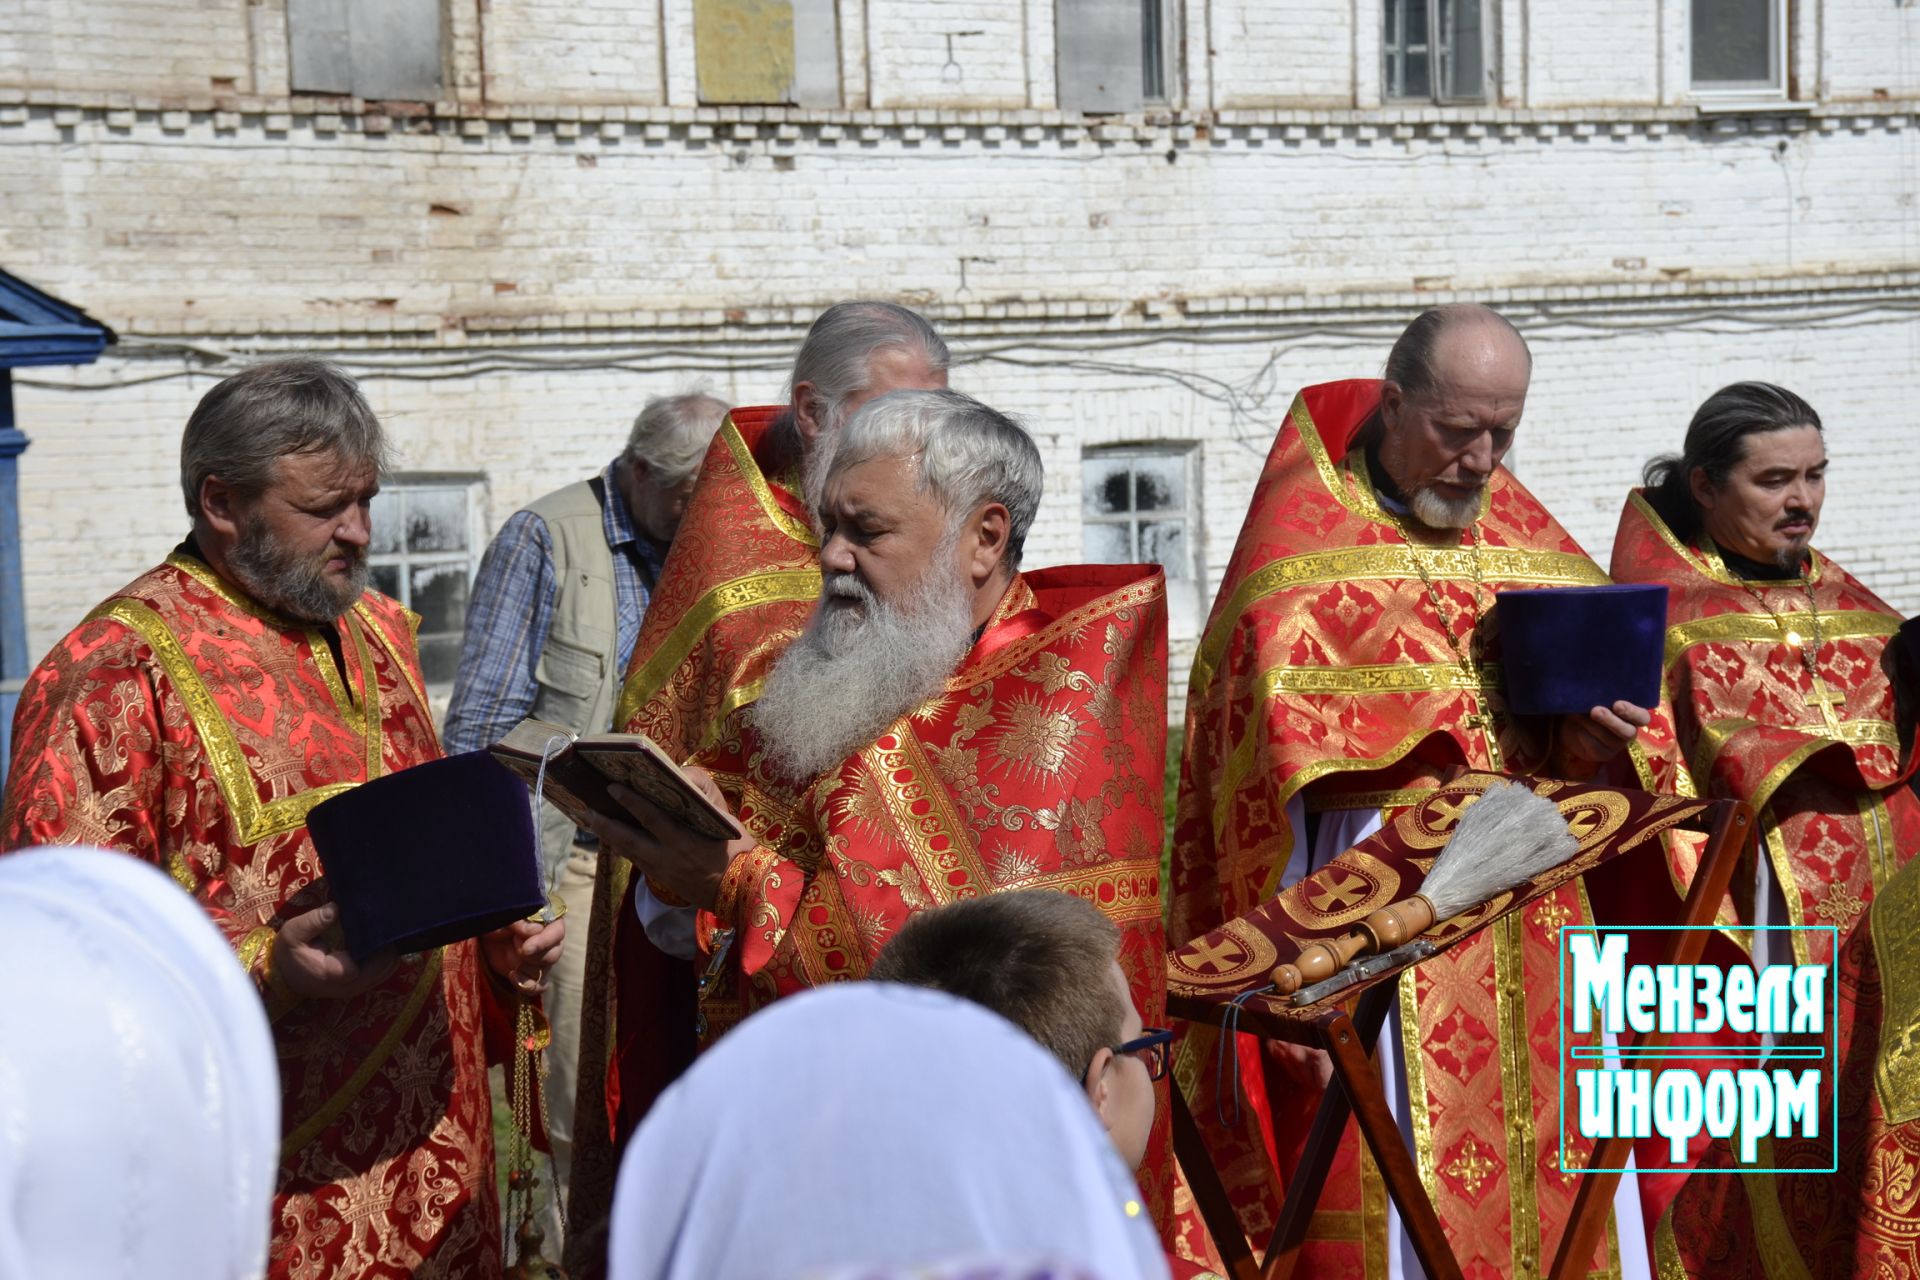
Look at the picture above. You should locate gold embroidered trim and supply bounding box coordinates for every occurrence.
[1305,786,1435,814]
[1398,965,1439,1199]
[950,574,1166,691]
[236,925,277,978]
[725,415,818,547]
[1260,659,1502,700]
[1745,1134,1816,1280]
[167,551,381,736]
[1652,1206,1688,1280]
[1872,851,1920,1124]
[86,599,367,845]
[1360,1137,1389,1280]
[614,567,821,728]
[1493,914,1543,1276]
[279,949,445,1160]
[1686,717,1889,806]
[1664,608,1898,671]
[1194,545,1605,693]
[1217,664,1485,843]
[1761,812,1816,968]
[356,601,432,734]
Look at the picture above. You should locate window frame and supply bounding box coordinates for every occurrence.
[1080,443,1204,638]
[1056,0,1181,114]
[1687,0,1788,99]
[367,474,486,691]
[1382,0,1495,106]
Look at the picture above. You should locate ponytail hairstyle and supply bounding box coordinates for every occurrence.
[1641,382,1822,542]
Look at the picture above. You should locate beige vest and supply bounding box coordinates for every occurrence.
[525,477,623,878]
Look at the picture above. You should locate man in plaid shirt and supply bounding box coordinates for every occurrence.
[442,390,727,1248]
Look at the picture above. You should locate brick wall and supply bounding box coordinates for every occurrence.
[481,0,666,105]
[4,0,1917,725]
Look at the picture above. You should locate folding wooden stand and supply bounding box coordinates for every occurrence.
[1168,798,1754,1280]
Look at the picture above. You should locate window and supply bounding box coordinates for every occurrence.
[1383,0,1491,104]
[1082,447,1202,638]
[1690,0,1785,95]
[368,478,482,688]
[287,0,443,101]
[693,0,841,107]
[1057,0,1178,113]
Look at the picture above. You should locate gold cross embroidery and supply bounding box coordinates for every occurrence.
[1310,870,1371,913]
[1427,793,1479,830]
[1186,936,1246,974]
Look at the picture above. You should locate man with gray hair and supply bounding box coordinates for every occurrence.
[442,388,727,1243]
[584,389,1177,1259]
[564,304,950,1269]
[2,357,564,1278]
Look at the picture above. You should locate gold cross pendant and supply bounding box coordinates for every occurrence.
[1802,679,1846,733]
[1465,710,1505,771]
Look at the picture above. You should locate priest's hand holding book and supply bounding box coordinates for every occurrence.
[584,769,759,912]
[1550,699,1651,779]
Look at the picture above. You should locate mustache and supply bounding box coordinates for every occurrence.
[821,572,873,605]
[1775,509,1815,529]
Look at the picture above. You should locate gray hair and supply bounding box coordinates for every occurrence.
[1385,303,1532,398]
[786,301,951,428]
[180,358,388,519]
[821,389,1043,572]
[624,392,731,489]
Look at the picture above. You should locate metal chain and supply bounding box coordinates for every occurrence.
[1382,506,1503,770]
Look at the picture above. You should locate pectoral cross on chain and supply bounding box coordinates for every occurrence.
[1802,678,1846,733]
[1465,697,1505,772]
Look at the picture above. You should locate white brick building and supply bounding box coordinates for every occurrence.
[3,0,1916,718]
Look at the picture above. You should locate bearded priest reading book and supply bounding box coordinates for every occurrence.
[580,388,1179,1265]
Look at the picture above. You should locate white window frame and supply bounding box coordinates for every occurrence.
[1081,444,1203,640]
[1382,0,1494,105]
[1687,0,1788,99]
[368,474,486,690]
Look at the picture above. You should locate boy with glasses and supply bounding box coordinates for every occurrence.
[870,889,1169,1171]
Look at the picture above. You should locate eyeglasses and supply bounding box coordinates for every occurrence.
[1112,1027,1173,1082]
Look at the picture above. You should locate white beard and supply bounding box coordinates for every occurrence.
[749,555,977,784]
[1408,484,1483,530]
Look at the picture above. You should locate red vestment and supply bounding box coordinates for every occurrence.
[1657,842,1920,1276]
[2,552,502,1279]
[565,408,1193,1272]
[1609,492,1920,1271]
[1170,381,1689,1278]
[1610,491,1917,959]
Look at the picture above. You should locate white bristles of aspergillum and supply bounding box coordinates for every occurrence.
[1417,781,1580,921]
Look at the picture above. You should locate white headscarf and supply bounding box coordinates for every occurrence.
[0,846,281,1280]
[609,983,1171,1280]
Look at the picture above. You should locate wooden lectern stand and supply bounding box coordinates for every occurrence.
[1166,790,1754,1280]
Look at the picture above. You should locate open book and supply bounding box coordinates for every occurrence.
[490,718,748,843]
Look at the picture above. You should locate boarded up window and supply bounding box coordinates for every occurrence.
[694,0,841,106]
[1058,0,1174,113]
[288,0,442,101]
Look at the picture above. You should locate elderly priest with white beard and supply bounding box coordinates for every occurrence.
[583,388,1180,1223]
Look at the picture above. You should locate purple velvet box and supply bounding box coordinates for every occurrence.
[1495,584,1670,717]
[306,751,545,962]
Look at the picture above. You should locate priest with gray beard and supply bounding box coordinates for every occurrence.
[584,387,1189,1247]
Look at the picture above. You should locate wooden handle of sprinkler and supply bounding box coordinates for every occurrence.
[1268,895,1438,996]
